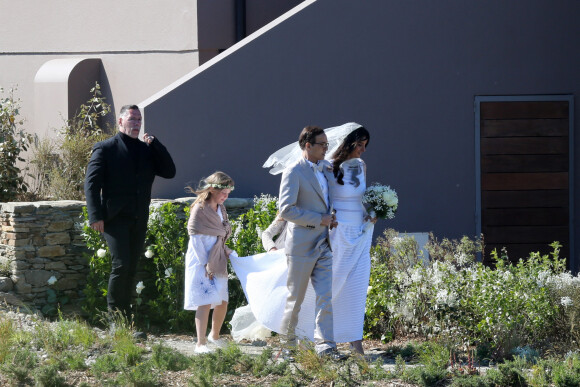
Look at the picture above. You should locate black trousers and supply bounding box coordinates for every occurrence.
[103,213,148,318]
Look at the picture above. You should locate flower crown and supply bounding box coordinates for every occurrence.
[204,183,235,191]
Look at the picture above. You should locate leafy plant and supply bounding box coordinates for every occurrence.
[365,229,569,360]
[140,202,191,330]
[29,82,112,200]
[0,86,34,201]
[0,346,38,385]
[485,357,529,386]
[81,206,110,322]
[150,343,191,371]
[33,364,67,387]
[81,197,272,333]
[227,194,278,257]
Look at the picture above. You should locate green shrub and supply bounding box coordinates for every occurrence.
[227,193,278,257]
[0,346,38,384]
[81,205,111,323]
[150,343,191,371]
[82,195,278,333]
[91,353,123,375]
[140,202,191,330]
[0,86,34,202]
[33,364,67,387]
[117,360,161,387]
[365,229,423,339]
[29,82,112,200]
[60,349,89,371]
[552,353,580,387]
[404,365,448,387]
[366,229,568,359]
[485,358,528,386]
[450,374,491,387]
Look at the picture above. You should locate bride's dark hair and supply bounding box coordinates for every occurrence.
[331,127,370,185]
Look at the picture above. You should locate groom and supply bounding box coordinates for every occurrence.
[278,125,344,360]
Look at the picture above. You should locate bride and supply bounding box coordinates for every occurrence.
[230,123,374,355]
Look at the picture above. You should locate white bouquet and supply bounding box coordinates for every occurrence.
[362,183,398,219]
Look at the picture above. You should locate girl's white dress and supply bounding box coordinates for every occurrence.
[230,158,373,342]
[184,209,230,310]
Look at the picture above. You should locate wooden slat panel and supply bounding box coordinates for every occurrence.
[483,243,569,263]
[481,137,568,155]
[482,172,568,190]
[482,154,568,173]
[481,119,569,137]
[482,190,568,209]
[482,208,568,226]
[482,225,568,244]
[481,101,569,119]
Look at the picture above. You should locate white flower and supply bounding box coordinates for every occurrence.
[561,296,573,307]
[47,276,57,285]
[536,270,551,287]
[503,271,513,281]
[411,270,422,283]
[367,286,372,294]
[165,267,173,278]
[454,252,468,266]
[136,281,145,295]
[436,289,449,305]
[97,249,107,258]
[382,190,398,206]
[145,249,154,258]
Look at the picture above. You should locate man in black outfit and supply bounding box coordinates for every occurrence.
[84,105,176,320]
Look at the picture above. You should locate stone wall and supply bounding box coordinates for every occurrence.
[0,197,253,313]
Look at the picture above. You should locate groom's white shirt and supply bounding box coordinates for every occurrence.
[305,158,329,206]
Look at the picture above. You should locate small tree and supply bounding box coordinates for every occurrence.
[0,87,34,202]
[29,82,112,200]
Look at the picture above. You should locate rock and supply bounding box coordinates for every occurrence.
[47,220,73,232]
[0,292,25,306]
[0,277,14,292]
[38,245,66,257]
[45,232,71,245]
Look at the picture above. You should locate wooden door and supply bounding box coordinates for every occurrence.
[479,100,570,264]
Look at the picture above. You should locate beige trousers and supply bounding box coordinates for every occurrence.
[280,244,335,352]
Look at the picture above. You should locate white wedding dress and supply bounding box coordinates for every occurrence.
[230,158,373,342]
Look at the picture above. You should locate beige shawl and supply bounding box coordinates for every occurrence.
[187,202,233,277]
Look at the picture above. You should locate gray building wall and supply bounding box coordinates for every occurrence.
[0,0,302,136]
[142,0,580,266]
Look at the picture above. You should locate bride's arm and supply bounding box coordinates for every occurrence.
[262,218,286,251]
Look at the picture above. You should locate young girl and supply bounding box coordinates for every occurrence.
[184,171,236,354]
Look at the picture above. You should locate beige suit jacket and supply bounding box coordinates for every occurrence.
[279,157,334,257]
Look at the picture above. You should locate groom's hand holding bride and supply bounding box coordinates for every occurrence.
[321,213,338,229]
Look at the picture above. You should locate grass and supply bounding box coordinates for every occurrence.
[3,310,580,386]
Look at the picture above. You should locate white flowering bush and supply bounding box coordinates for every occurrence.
[227,194,278,257]
[141,203,190,330]
[81,207,111,316]
[542,252,580,349]
[82,203,191,330]
[366,230,571,359]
